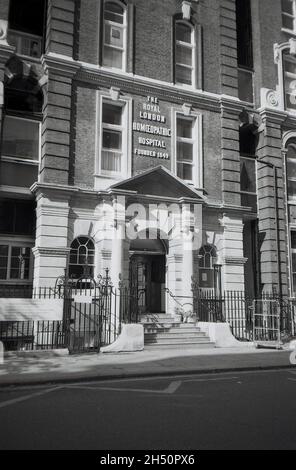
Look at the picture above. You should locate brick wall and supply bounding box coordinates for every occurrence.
[46,0,76,57]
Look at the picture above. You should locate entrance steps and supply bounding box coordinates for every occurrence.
[140,314,215,349]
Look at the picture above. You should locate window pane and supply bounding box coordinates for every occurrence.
[177,118,192,138]
[0,245,8,256]
[177,162,193,181]
[0,256,7,268]
[177,142,193,161]
[284,57,296,74]
[104,1,124,23]
[293,252,296,271]
[102,151,121,172]
[103,103,122,125]
[291,231,296,248]
[103,129,122,150]
[9,245,30,279]
[176,23,192,43]
[176,44,192,66]
[240,158,256,193]
[104,24,123,48]
[2,117,39,160]
[0,268,7,279]
[283,14,294,30]
[288,179,296,197]
[10,268,29,280]
[0,200,35,235]
[175,65,192,85]
[241,193,257,211]
[103,45,123,68]
[11,247,30,257]
[282,0,293,14]
[70,252,77,264]
[284,73,296,109]
[287,158,296,178]
[238,69,254,102]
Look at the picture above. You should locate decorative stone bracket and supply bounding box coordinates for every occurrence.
[260,87,282,110]
[0,20,8,46]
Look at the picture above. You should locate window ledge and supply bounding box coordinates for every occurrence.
[1,156,39,166]
[282,28,296,37]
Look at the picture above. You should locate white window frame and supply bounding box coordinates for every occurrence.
[69,236,95,279]
[283,53,296,112]
[290,229,296,295]
[0,239,34,283]
[102,0,127,72]
[286,141,296,201]
[7,29,42,59]
[171,108,203,188]
[282,0,296,33]
[96,93,131,180]
[1,115,41,166]
[175,20,196,88]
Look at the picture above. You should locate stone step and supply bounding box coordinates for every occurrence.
[142,324,181,330]
[144,324,200,332]
[145,335,211,344]
[140,316,177,323]
[144,331,206,340]
[144,341,215,350]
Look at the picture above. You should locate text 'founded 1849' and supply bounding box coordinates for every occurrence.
[133,96,171,160]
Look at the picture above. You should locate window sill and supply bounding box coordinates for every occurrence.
[10,52,42,63]
[0,280,33,285]
[282,28,296,37]
[1,156,39,166]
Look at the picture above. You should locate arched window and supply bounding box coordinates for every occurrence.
[103,1,127,70]
[175,20,195,86]
[69,237,95,279]
[286,139,296,200]
[198,245,217,288]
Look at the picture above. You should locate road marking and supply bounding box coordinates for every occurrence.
[65,380,182,395]
[183,376,238,383]
[164,380,182,394]
[288,378,296,382]
[0,386,61,410]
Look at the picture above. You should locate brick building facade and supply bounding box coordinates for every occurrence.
[0,0,295,315]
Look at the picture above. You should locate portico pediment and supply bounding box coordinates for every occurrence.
[109,166,205,202]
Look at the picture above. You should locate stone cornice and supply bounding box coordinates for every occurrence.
[223,257,248,265]
[258,107,288,125]
[220,95,246,115]
[76,65,222,112]
[39,54,261,116]
[42,53,81,78]
[32,247,71,257]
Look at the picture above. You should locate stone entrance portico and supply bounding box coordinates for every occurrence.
[31,166,246,318]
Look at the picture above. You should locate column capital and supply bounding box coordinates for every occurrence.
[42,53,81,79]
[32,247,71,258]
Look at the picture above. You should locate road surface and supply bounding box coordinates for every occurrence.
[0,369,295,450]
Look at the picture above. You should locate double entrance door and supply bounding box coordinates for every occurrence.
[130,254,166,314]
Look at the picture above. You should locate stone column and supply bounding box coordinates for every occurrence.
[167,240,183,317]
[31,184,71,288]
[220,214,246,292]
[40,54,80,185]
[46,0,76,58]
[220,99,241,207]
[219,0,238,98]
[257,108,288,295]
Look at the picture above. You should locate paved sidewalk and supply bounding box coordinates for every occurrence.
[0,346,294,387]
